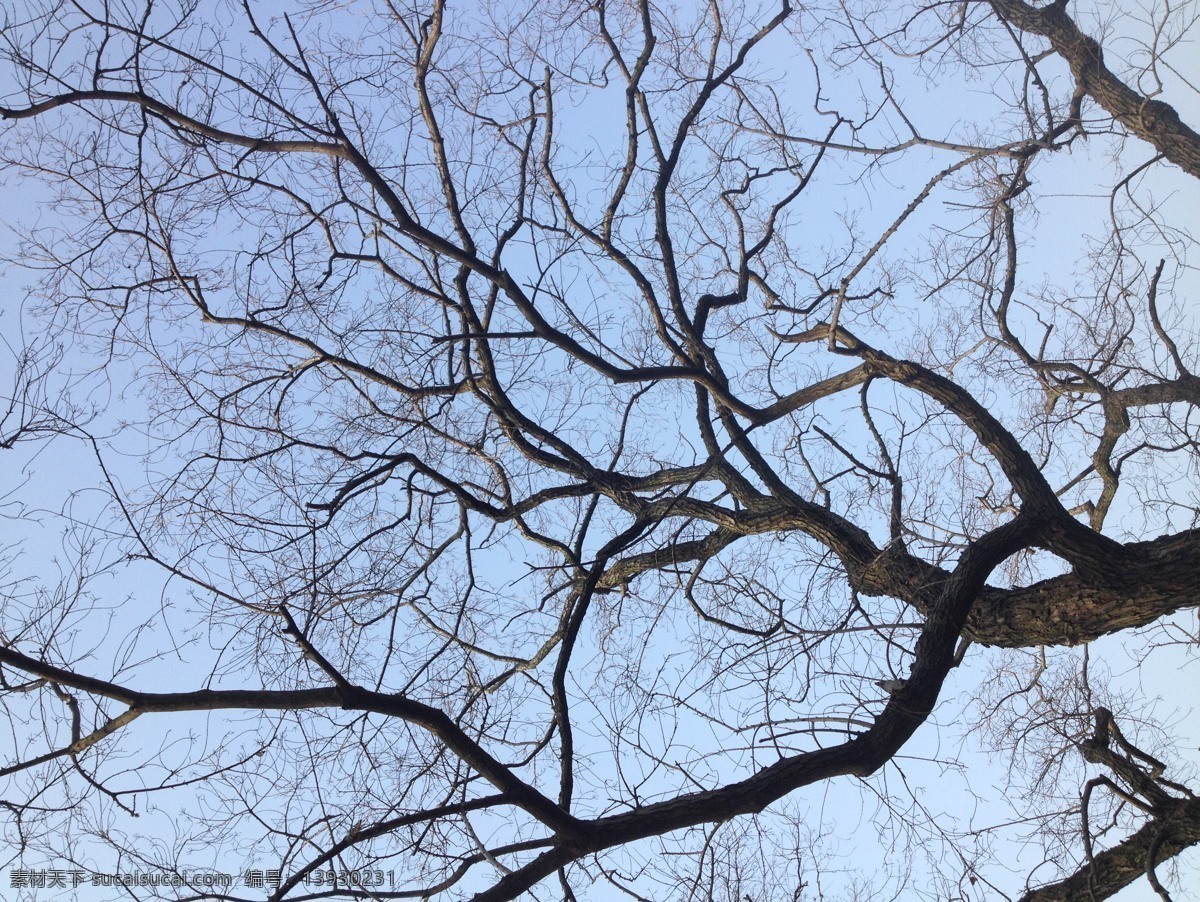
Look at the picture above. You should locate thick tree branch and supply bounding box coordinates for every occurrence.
[1020,799,1200,901]
[989,0,1200,178]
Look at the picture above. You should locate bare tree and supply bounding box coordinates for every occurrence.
[1,0,1198,898]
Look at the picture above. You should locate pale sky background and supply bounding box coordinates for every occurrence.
[1,1,1198,900]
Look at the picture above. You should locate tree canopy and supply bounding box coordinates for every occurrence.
[1,0,1199,899]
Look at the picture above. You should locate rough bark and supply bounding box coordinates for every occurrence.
[1019,797,1200,901]
[989,0,1200,177]
[969,529,1200,647]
